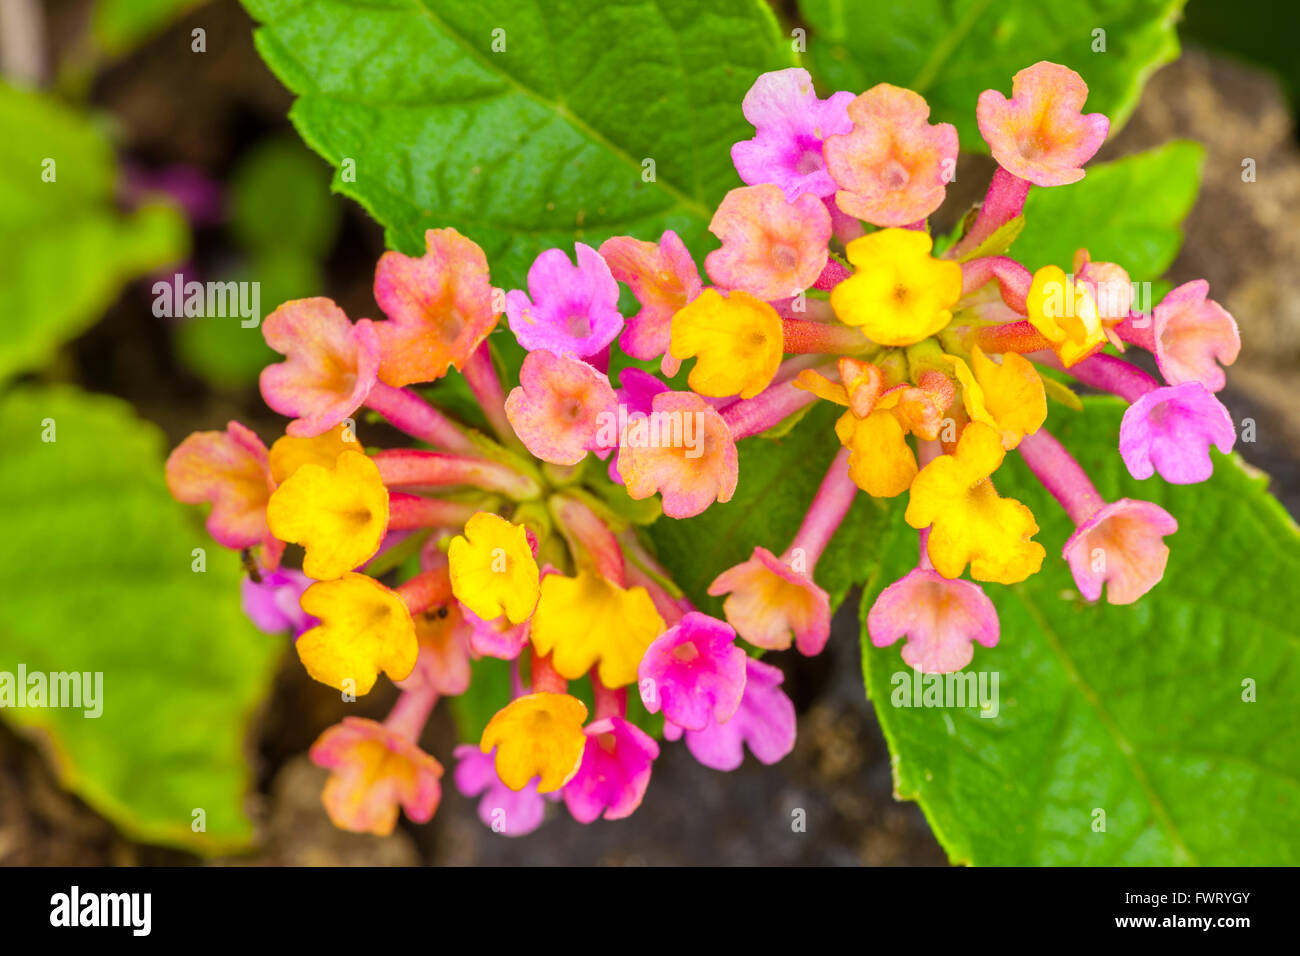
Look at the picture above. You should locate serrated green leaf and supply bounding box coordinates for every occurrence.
[860,397,1300,865]
[0,386,283,854]
[242,0,794,289]
[1013,140,1204,284]
[0,83,188,383]
[801,0,1186,149]
[647,402,891,615]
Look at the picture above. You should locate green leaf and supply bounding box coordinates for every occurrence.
[242,0,794,288]
[0,386,283,854]
[647,402,891,615]
[860,397,1300,865]
[1012,140,1204,283]
[229,136,341,256]
[801,0,1186,148]
[0,83,189,383]
[93,0,209,57]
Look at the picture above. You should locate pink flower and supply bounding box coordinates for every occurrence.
[453,744,552,836]
[504,350,617,465]
[371,227,499,387]
[241,568,316,636]
[730,67,855,200]
[1152,280,1240,392]
[976,62,1109,187]
[460,603,531,660]
[1063,499,1178,605]
[310,716,443,836]
[867,568,1000,673]
[637,611,747,731]
[1119,382,1236,484]
[663,658,795,771]
[1074,249,1133,322]
[400,602,475,696]
[505,244,623,358]
[823,84,958,226]
[562,717,659,823]
[164,421,274,550]
[704,184,831,299]
[615,391,738,518]
[708,547,831,655]
[259,298,380,437]
[599,231,702,374]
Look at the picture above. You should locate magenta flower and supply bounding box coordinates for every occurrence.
[599,231,702,374]
[637,611,748,731]
[1152,280,1241,392]
[241,568,316,636]
[976,61,1109,187]
[868,568,1000,673]
[504,349,617,465]
[562,716,659,823]
[663,658,795,771]
[1120,382,1236,484]
[260,298,380,437]
[505,244,623,358]
[1064,499,1178,605]
[731,67,855,200]
[453,744,552,836]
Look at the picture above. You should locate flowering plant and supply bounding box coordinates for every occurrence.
[166,47,1252,846]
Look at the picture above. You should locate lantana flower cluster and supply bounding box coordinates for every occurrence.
[167,60,1239,837]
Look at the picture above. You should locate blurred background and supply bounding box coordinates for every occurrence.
[1,0,1298,865]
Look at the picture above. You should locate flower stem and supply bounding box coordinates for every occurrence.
[550,492,625,584]
[784,448,855,569]
[365,382,476,454]
[1017,428,1105,525]
[960,255,1032,313]
[384,685,438,741]
[948,167,1031,260]
[721,378,819,440]
[374,448,542,500]
[395,567,453,615]
[462,343,525,451]
[782,317,869,354]
[1030,350,1157,403]
[387,493,478,532]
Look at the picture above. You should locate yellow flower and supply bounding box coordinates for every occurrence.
[945,346,1046,449]
[669,288,783,399]
[296,572,418,694]
[266,450,388,579]
[447,512,540,624]
[905,422,1045,584]
[830,229,962,346]
[268,423,360,484]
[480,692,588,792]
[529,570,666,687]
[834,407,917,497]
[1026,265,1105,367]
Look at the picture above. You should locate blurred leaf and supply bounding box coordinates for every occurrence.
[242,0,795,289]
[1012,140,1204,283]
[0,386,283,854]
[229,136,341,256]
[647,402,891,615]
[0,83,188,384]
[93,0,209,56]
[175,249,318,387]
[801,0,1186,148]
[860,397,1300,865]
